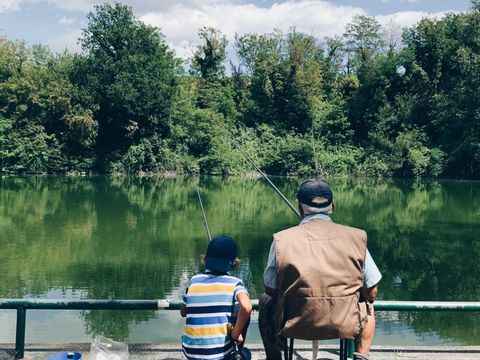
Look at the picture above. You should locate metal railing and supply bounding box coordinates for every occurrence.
[1,299,480,359]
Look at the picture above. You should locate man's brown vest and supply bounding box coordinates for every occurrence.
[274,220,368,340]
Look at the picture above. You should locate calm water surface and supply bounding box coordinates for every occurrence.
[0,176,479,345]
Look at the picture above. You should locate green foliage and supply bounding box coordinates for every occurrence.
[0,39,97,173]
[314,145,365,177]
[390,130,445,179]
[344,15,384,64]
[2,5,480,179]
[0,115,13,173]
[192,27,228,79]
[76,2,177,163]
[235,29,323,133]
[262,132,315,176]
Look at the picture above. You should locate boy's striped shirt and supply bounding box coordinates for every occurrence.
[182,273,248,360]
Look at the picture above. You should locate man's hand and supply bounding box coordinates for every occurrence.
[361,285,378,303]
[265,286,278,298]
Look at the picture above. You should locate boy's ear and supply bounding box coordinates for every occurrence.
[231,258,240,269]
[200,255,206,265]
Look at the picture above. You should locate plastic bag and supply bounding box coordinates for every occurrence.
[89,335,129,360]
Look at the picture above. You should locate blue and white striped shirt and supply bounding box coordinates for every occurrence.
[182,273,248,360]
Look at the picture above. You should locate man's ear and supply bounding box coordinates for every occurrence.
[298,202,304,217]
[332,200,336,212]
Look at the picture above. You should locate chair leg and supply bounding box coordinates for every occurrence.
[284,339,289,360]
[289,338,294,360]
[340,339,350,360]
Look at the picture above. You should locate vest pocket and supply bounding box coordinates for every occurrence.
[282,293,362,340]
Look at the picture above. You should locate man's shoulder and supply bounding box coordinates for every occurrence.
[274,221,366,239]
[273,224,303,239]
[330,222,367,238]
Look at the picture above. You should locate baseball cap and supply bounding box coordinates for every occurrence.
[205,235,238,274]
[296,179,333,208]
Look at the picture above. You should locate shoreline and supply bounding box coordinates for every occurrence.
[2,343,480,360]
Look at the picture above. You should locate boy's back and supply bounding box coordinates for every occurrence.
[182,272,248,360]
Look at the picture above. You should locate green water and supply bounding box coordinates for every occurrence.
[0,176,479,345]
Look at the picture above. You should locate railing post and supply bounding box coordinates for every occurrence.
[15,307,26,359]
[348,339,354,358]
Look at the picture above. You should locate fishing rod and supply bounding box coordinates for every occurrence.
[196,185,212,241]
[228,136,301,220]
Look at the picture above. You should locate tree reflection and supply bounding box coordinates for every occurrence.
[0,176,479,343]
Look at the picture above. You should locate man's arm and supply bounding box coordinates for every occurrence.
[263,241,279,296]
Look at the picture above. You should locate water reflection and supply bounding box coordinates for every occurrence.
[0,176,479,344]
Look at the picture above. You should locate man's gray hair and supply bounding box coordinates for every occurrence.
[299,197,333,215]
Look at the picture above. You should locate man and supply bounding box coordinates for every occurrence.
[258,180,382,360]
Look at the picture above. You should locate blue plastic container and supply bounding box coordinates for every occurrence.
[47,351,82,360]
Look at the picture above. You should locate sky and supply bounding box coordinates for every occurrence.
[0,0,474,58]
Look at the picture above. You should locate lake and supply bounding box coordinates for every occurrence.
[0,176,479,345]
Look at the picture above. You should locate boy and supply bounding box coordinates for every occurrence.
[181,235,252,360]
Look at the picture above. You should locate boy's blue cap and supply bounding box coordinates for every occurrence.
[205,235,238,274]
[296,179,333,208]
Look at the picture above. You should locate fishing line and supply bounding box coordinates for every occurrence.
[196,185,212,241]
[227,135,301,219]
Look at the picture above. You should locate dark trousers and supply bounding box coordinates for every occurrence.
[258,293,283,360]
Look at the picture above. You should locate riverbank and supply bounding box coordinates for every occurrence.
[1,343,480,360]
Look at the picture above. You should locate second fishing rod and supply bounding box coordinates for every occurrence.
[228,135,320,360]
[228,135,301,220]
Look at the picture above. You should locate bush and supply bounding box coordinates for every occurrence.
[315,145,365,177]
[263,133,315,176]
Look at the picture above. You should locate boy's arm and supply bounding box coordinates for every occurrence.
[180,303,187,317]
[180,285,189,318]
[230,292,252,342]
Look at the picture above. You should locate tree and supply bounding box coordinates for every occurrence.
[192,27,227,79]
[401,11,480,178]
[235,29,324,133]
[77,3,177,165]
[0,39,96,173]
[344,15,384,72]
[190,27,237,119]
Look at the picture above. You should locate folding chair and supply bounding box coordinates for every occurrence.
[284,338,352,360]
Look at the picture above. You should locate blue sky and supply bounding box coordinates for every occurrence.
[0,1,473,56]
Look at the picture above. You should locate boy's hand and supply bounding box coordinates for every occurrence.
[230,330,244,344]
[180,303,187,318]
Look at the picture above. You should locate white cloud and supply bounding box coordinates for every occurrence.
[0,0,21,12]
[141,1,366,58]
[43,0,97,12]
[0,0,207,15]
[376,10,451,29]
[47,28,82,53]
[14,0,452,58]
[59,16,76,25]
[381,0,419,3]
[42,0,209,13]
